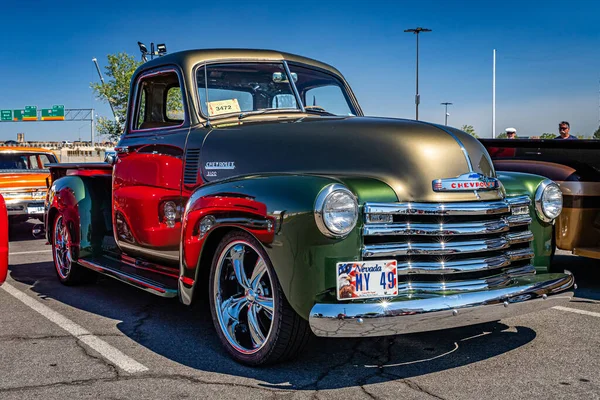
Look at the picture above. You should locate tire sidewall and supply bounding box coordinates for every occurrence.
[208,231,283,366]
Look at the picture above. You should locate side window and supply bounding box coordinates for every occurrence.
[39,154,54,167]
[166,86,184,121]
[28,155,40,169]
[133,70,184,131]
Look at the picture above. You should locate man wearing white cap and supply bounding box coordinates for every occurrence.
[505,127,517,139]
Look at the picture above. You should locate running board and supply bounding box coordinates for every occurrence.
[78,256,179,298]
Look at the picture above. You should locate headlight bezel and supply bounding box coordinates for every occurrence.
[314,183,359,238]
[534,179,563,223]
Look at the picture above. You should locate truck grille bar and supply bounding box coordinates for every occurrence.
[362,195,535,293]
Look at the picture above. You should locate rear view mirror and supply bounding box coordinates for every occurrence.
[272,72,298,83]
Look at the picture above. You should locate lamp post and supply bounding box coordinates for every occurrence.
[404,27,432,121]
[441,102,453,126]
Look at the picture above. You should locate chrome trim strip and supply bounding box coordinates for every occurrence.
[362,231,533,257]
[396,248,534,275]
[364,200,510,216]
[506,214,532,226]
[309,274,575,337]
[78,258,178,298]
[396,265,536,294]
[506,230,534,244]
[506,195,532,207]
[363,219,510,236]
[118,241,180,262]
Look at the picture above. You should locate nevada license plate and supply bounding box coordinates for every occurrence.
[27,206,44,214]
[336,260,398,300]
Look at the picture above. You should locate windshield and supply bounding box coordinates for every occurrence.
[0,153,56,170]
[196,62,356,118]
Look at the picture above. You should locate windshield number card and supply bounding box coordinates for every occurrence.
[207,99,241,116]
[337,260,398,300]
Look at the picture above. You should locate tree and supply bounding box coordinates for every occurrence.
[593,126,600,140]
[540,133,555,139]
[91,53,143,142]
[497,132,508,139]
[460,125,478,138]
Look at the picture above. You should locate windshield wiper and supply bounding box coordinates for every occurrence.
[238,108,299,120]
[302,108,336,116]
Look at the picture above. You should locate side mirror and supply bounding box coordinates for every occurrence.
[105,154,116,165]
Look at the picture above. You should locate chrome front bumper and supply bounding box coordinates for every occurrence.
[5,199,45,217]
[309,273,574,337]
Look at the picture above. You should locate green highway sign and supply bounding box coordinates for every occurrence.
[41,105,65,121]
[13,109,24,121]
[0,110,11,121]
[23,106,37,121]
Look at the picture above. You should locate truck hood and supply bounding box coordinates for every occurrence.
[199,116,502,202]
[0,171,49,191]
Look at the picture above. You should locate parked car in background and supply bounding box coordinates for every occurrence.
[45,49,574,366]
[0,147,58,225]
[481,138,600,262]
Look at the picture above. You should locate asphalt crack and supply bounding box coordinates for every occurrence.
[74,336,120,378]
[0,373,280,395]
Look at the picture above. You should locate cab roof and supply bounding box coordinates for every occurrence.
[138,48,344,77]
[0,146,55,153]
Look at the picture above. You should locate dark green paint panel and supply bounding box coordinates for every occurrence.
[193,174,398,319]
[498,171,554,270]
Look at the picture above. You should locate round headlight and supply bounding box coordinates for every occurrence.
[315,184,358,237]
[535,180,563,222]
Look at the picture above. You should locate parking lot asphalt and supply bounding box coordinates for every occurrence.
[1,221,599,399]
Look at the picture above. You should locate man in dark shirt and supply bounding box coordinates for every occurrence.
[555,121,577,139]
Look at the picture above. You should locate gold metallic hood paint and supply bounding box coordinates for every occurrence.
[199,117,502,202]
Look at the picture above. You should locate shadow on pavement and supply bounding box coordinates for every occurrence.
[7,259,543,390]
[551,254,600,301]
[8,219,45,242]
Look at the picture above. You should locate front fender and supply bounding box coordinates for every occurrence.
[45,175,111,259]
[497,171,555,270]
[179,174,397,319]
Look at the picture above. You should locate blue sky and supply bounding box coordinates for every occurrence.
[0,0,599,141]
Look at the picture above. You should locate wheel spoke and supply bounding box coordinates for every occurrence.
[255,295,274,317]
[247,304,265,347]
[220,294,248,322]
[218,295,248,340]
[230,244,250,289]
[249,258,267,291]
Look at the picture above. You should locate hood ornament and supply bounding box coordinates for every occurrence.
[432,173,499,192]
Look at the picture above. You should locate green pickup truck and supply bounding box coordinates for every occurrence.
[46,49,574,366]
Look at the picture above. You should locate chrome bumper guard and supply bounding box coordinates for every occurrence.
[309,273,574,338]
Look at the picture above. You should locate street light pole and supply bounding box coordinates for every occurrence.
[92,58,119,124]
[441,102,453,126]
[404,27,432,120]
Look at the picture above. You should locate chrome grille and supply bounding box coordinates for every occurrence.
[362,196,535,293]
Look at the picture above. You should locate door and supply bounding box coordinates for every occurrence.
[112,67,188,265]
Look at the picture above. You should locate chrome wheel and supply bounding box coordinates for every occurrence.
[213,240,275,354]
[53,215,72,279]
